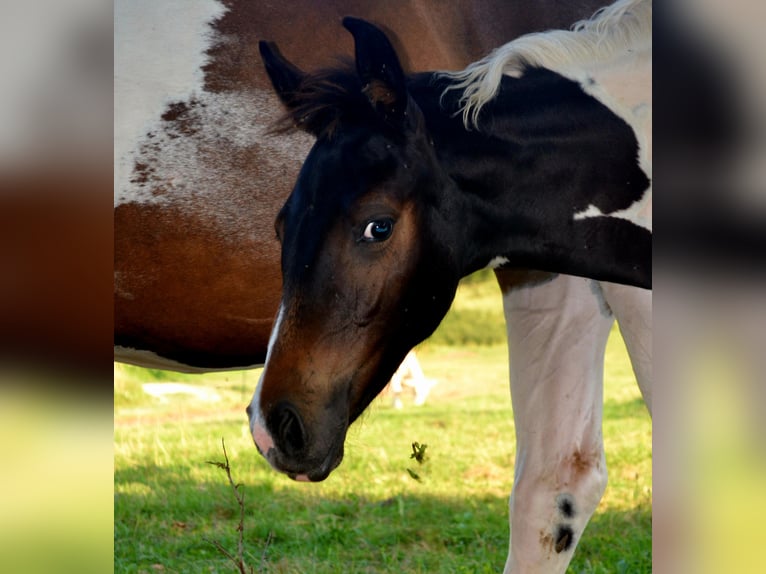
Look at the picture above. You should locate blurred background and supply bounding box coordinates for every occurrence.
[654,2,766,573]
[0,1,112,573]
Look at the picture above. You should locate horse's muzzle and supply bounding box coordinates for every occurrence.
[249,407,344,482]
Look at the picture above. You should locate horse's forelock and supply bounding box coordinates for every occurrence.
[271,63,371,139]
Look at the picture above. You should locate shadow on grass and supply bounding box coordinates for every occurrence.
[115,466,650,574]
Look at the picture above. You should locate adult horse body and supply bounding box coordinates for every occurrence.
[114,0,603,371]
[114,1,650,572]
[249,1,651,572]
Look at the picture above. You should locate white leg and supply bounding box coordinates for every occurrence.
[389,360,405,409]
[400,351,437,406]
[600,282,652,414]
[392,351,437,406]
[402,351,424,380]
[497,273,613,574]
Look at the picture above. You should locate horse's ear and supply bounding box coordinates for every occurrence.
[342,17,410,129]
[259,41,307,110]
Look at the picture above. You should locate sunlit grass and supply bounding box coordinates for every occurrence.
[114,275,651,573]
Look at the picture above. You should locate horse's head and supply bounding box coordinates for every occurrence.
[247,18,461,481]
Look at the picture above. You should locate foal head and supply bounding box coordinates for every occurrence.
[247,18,460,480]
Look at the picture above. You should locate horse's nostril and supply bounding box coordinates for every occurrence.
[276,403,306,456]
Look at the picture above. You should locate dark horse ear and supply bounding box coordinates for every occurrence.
[258,40,307,110]
[342,17,410,129]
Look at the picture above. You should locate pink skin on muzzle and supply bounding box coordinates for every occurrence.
[251,417,312,482]
[252,419,275,454]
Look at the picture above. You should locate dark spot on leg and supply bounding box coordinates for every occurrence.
[554,525,574,553]
[556,493,576,519]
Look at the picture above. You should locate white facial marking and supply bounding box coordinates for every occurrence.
[264,304,285,364]
[248,304,285,453]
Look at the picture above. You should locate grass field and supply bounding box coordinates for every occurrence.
[114,275,651,573]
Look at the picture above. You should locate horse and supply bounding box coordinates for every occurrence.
[114,0,648,571]
[386,350,438,408]
[247,1,651,572]
[114,0,605,372]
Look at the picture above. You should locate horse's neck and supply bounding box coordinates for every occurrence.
[421,72,652,288]
[544,46,653,236]
[455,174,652,288]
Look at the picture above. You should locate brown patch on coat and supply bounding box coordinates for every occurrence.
[570,448,598,480]
[114,202,282,367]
[161,101,190,122]
[539,529,554,553]
[495,268,557,293]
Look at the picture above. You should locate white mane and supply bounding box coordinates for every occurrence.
[442,0,652,128]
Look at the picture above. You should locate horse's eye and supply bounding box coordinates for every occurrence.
[362,219,394,242]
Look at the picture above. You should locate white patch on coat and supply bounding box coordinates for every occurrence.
[572,186,652,231]
[248,304,285,452]
[442,0,652,232]
[115,0,226,202]
[114,0,315,244]
[487,256,510,269]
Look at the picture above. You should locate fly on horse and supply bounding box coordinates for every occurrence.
[248,1,651,572]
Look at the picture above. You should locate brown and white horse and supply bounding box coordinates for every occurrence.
[115,0,603,371]
[115,1,649,572]
[248,1,651,572]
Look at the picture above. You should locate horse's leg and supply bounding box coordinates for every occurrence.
[389,360,405,409]
[401,352,436,405]
[495,272,613,574]
[599,283,652,414]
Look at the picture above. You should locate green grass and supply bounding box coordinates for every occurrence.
[114,274,651,573]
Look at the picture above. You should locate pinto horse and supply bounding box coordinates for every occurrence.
[114,0,604,371]
[115,0,648,571]
[248,1,651,572]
